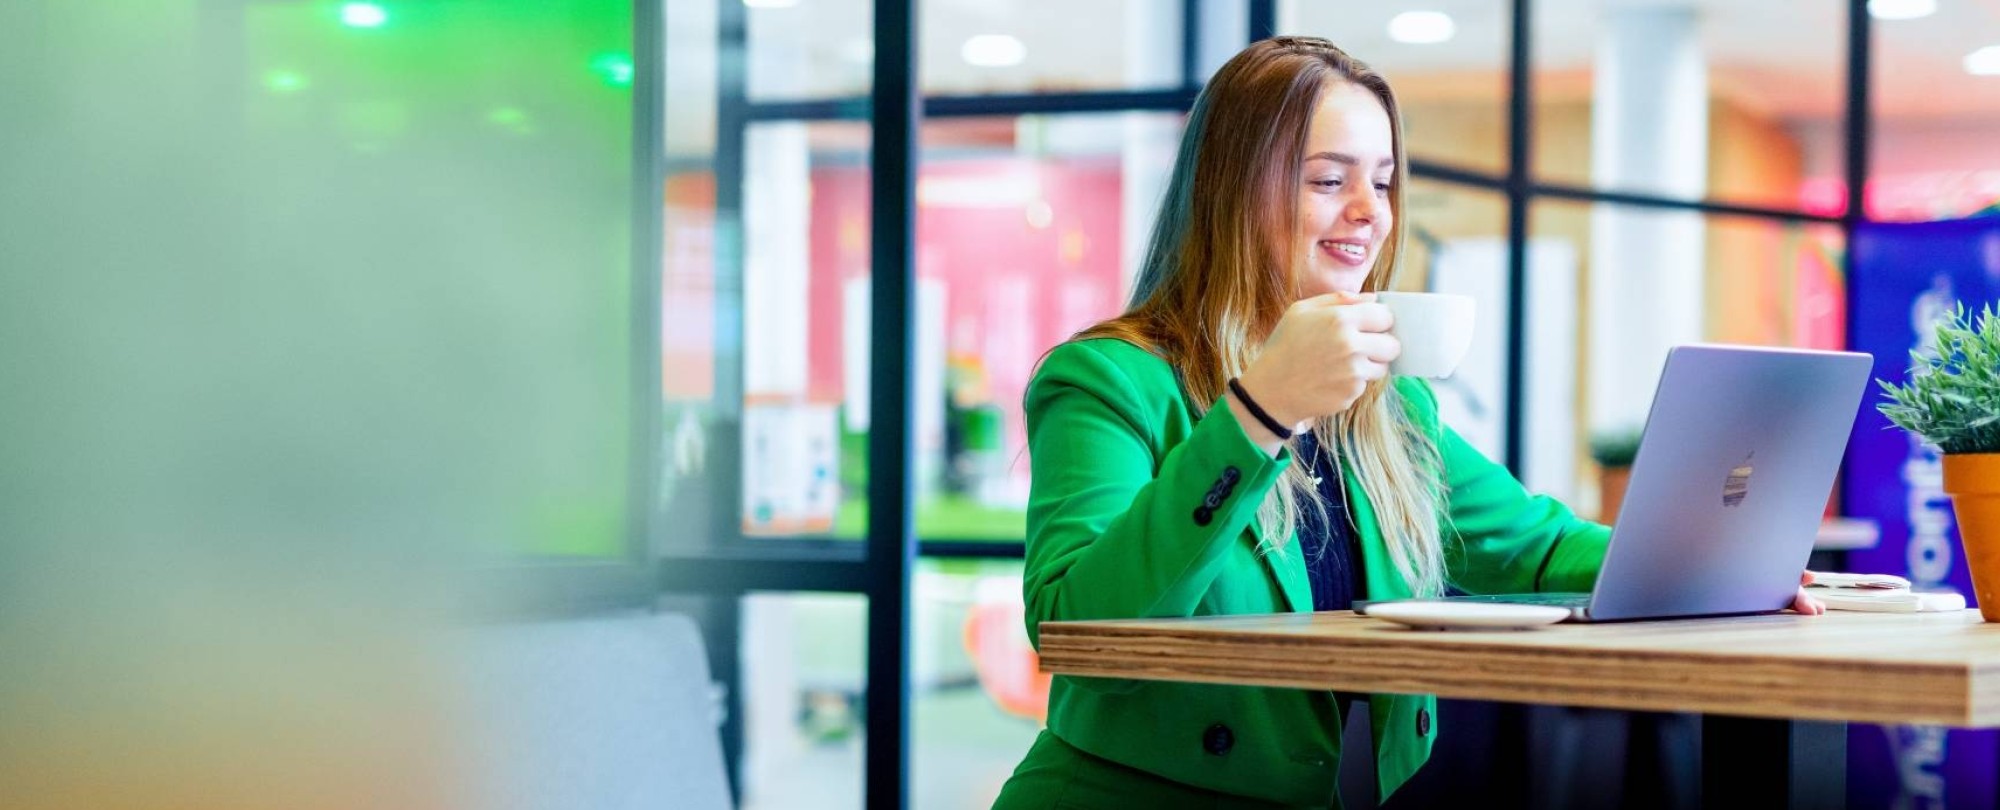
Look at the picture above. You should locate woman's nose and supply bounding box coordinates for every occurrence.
[1344,195,1378,225]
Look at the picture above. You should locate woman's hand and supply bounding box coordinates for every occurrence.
[1790,570,1826,615]
[1232,292,1400,445]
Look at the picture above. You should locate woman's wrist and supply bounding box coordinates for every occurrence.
[1225,376,1294,454]
[1227,377,1293,439]
[1224,393,1287,454]
[1232,370,1304,428]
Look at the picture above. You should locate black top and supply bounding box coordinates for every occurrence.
[1294,432,1365,613]
[1293,431,1370,720]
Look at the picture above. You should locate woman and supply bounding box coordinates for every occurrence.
[992,37,1823,809]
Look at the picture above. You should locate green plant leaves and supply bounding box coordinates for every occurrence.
[1877,302,2000,455]
[1589,425,1644,467]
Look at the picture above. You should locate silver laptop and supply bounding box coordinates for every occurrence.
[1364,344,1873,622]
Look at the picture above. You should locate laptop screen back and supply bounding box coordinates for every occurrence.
[1585,345,1872,621]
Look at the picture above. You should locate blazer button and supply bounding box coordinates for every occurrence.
[1192,507,1214,526]
[1222,466,1241,484]
[1202,492,1224,510]
[1202,723,1235,755]
[1417,707,1431,736]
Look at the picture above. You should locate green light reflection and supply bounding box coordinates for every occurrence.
[263,70,308,94]
[589,52,633,87]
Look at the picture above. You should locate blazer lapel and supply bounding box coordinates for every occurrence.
[1262,526,1312,614]
[1343,458,1413,602]
[1246,444,1314,614]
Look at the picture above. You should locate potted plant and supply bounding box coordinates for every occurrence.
[1878,302,2000,620]
[1589,425,1645,524]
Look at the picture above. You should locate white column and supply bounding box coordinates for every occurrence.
[662,0,718,159]
[742,122,812,398]
[736,28,816,799]
[1586,6,1708,435]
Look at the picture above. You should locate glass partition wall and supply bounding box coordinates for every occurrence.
[662,1,1899,807]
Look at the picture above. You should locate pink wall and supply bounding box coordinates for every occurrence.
[807,157,1131,457]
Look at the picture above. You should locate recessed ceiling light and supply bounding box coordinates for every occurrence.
[1867,0,1935,20]
[1388,11,1455,45]
[961,34,1026,68]
[1968,45,2000,76]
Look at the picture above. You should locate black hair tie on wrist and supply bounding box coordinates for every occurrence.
[1227,377,1293,440]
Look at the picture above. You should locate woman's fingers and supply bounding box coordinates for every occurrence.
[1347,356,1390,382]
[1304,290,1376,307]
[1350,332,1402,364]
[1333,302,1394,333]
[1253,291,1401,420]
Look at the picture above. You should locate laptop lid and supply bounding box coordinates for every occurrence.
[1583,345,1873,621]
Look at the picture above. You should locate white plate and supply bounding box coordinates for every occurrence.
[1364,601,1572,631]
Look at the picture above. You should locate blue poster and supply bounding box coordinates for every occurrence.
[1845,217,2000,809]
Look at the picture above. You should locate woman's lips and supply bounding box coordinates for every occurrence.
[1319,239,1370,268]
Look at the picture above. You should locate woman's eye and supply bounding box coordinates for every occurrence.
[1312,178,1342,189]
[1373,182,1392,194]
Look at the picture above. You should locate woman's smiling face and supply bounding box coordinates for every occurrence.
[1293,80,1396,298]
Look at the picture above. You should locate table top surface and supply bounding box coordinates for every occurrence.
[1037,608,2000,726]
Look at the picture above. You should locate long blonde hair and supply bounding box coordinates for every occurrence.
[1077,37,1448,597]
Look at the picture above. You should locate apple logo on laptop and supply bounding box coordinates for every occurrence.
[1722,452,1754,507]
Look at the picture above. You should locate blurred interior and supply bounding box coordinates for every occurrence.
[4,1,1998,809]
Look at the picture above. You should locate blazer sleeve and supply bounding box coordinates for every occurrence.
[1398,378,1610,594]
[1020,341,1290,648]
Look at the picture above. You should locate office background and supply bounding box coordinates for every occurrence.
[650,1,1997,807]
[3,1,1997,809]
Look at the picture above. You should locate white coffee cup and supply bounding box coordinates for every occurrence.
[1374,291,1475,378]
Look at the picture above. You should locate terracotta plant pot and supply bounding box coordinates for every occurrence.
[1599,466,1632,525]
[1944,453,2000,622]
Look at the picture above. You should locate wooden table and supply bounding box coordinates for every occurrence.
[1039,608,2000,808]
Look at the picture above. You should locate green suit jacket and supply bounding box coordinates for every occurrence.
[1022,338,1610,806]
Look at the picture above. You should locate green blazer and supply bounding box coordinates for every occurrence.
[1022,338,1610,806]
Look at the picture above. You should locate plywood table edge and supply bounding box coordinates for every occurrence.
[1037,611,2000,727]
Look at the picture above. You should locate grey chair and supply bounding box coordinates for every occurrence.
[461,612,732,810]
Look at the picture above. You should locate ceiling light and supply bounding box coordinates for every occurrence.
[1867,0,1936,20]
[1968,45,2000,76]
[961,34,1026,68]
[1387,11,1455,45]
[339,2,387,28]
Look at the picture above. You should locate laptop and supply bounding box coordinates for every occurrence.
[1361,344,1873,623]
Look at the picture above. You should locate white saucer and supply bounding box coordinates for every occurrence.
[1364,601,1571,631]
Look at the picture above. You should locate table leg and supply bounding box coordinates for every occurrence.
[1701,715,1846,810]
